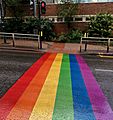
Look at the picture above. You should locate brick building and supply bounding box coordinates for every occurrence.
[5,2,113,34]
[46,2,113,34]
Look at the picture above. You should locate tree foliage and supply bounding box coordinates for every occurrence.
[2,0,26,18]
[1,17,56,41]
[58,0,78,17]
[57,0,78,30]
[89,13,113,37]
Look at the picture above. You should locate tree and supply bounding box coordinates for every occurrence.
[57,0,78,30]
[2,0,26,18]
[89,13,113,37]
[41,19,56,41]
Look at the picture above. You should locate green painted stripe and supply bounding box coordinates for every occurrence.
[52,54,74,120]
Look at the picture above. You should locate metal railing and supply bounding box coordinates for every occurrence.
[80,37,113,53]
[0,32,40,50]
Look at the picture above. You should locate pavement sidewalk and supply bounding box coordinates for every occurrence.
[0,39,113,54]
[46,42,113,55]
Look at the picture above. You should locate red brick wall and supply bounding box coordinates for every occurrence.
[45,3,113,16]
[7,3,113,17]
[77,2,113,15]
[46,4,58,16]
[53,22,89,35]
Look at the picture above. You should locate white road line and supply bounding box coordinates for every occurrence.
[95,69,113,72]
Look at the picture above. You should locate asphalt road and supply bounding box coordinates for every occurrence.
[0,50,43,98]
[0,50,113,111]
[82,54,113,110]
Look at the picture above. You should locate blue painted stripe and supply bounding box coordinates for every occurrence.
[69,54,96,120]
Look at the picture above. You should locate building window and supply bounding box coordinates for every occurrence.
[57,17,63,22]
[75,17,82,21]
[86,17,91,21]
[49,18,55,21]
[64,17,73,21]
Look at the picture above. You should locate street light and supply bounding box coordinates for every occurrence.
[29,0,46,49]
[39,1,46,49]
[0,0,4,23]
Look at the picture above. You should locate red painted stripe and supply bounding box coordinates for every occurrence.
[0,53,50,120]
[6,53,56,120]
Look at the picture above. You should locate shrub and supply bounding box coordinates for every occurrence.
[2,18,23,33]
[67,29,83,43]
[89,13,113,37]
[41,19,56,41]
[57,33,67,42]
[0,17,56,41]
[58,29,83,43]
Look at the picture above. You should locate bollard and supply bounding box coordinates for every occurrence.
[12,34,15,47]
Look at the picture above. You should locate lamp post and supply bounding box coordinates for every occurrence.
[0,0,6,44]
[0,0,4,23]
[30,0,37,17]
[33,0,37,17]
[0,0,1,23]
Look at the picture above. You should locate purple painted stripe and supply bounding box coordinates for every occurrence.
[76,54,113,120]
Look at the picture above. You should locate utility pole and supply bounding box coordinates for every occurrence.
[0,0,1,23]
[0,0,6,43]
[33,0,36,17]
[0,0,4,23]
[30,0,37,17]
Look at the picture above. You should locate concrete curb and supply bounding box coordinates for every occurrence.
[0,47,45,53]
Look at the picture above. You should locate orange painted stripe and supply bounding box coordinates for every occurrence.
[29,53,63,120]
[0,53,50,120]
[6,53,57,120]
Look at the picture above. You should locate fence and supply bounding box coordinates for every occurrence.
[80,37,113,53]
[0,32,40,50]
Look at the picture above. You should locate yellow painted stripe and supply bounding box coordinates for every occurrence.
[29,53,63,120]
[99,55,113,58]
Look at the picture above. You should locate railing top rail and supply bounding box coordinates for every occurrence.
[0,32,39,37]
[81,37,109,40]
[0,32,40,40]
[81,37,113,41]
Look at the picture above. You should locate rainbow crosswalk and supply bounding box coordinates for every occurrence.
[0,53,113,120]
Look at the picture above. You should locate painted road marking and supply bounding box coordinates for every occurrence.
[0,53,113,120]
[52,54,74,120]
[99,53,113,58]
[95,69,113,72]
[29,53,63,120]
[6,54,56,120]
[76,54,113,119]
[70,54,96,120]
[0,53,50,120]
